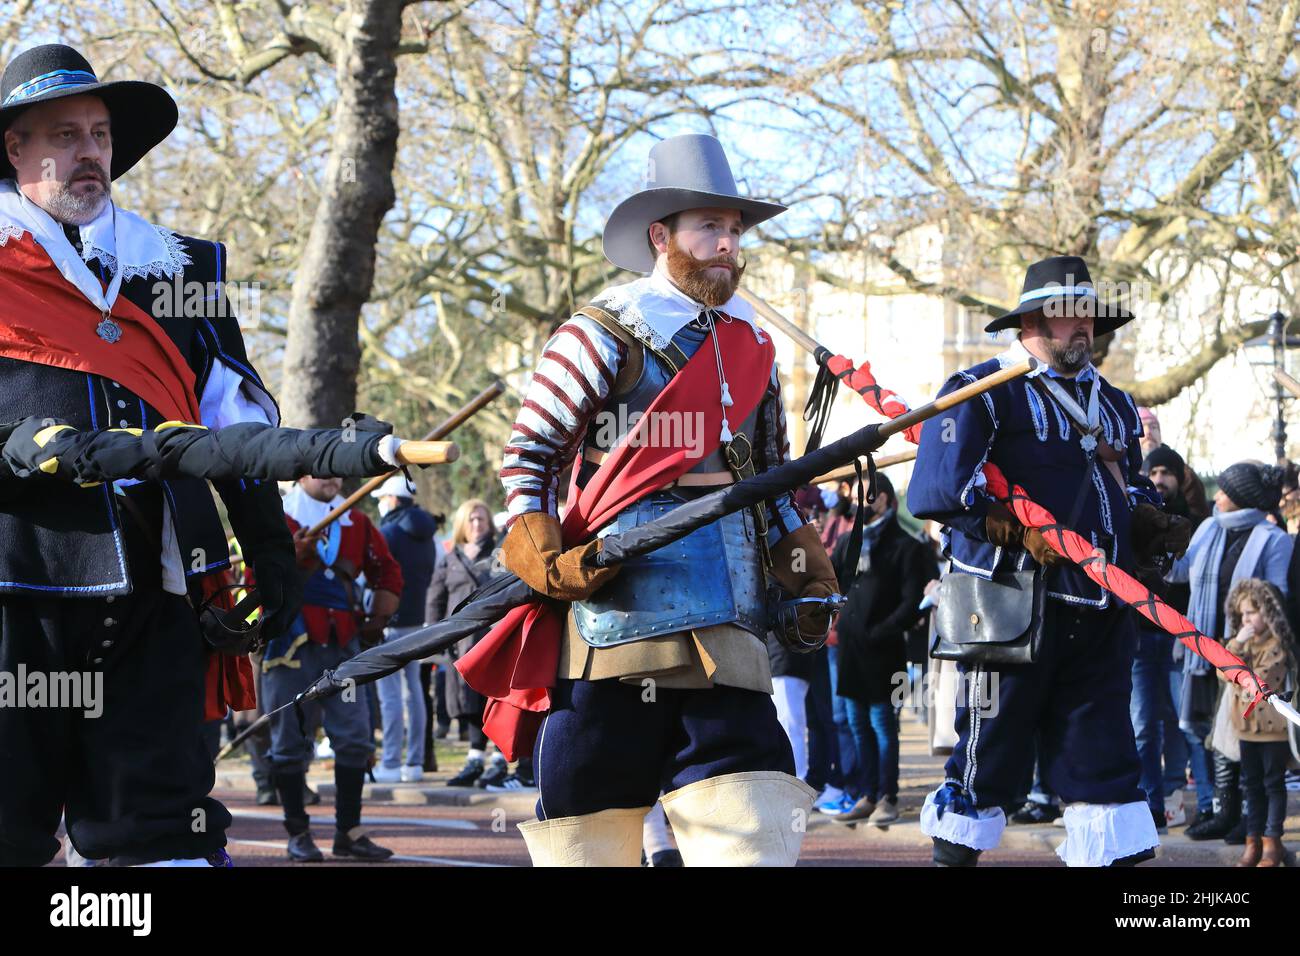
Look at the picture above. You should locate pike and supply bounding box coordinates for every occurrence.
[1274,367,1300,401]
[215,363,1032,763]
[302,381,506,536]
[742,287,1300,729]
[812,448,917,486]
[5,386,505,658]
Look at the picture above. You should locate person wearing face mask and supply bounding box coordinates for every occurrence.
[1168,461,1293,843]
[260,475,404,863]
[370,475,440,784]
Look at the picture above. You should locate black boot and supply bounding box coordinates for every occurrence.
[1186,754,1241,841]
[274,769,310,836]
[1108,848,1157,866]
[334,764,366,835]
[333,827,393,861]
[1223,814,1248,846]
[932,837,982,867]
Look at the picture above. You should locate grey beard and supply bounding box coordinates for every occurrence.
[42,182,110,225]
[1045,337,1091,374]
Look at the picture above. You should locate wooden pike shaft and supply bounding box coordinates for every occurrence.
[394,441,459,466]
[736,288,820,355]
[740,283,1036,447]
[1274,367,1300,401]
[306,381,505,536]
[812,448,917,486]
[878,359,1035,439]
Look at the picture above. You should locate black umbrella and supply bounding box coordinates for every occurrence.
[216,360,1032,761]
[0,415,455,484]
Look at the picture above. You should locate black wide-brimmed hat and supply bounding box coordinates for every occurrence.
[0,44,177,181]
[603,133,787,274]
[985,255,1133,336]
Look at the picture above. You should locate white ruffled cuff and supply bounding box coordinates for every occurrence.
[919,789,1006,851]
[1055,801,1159,867]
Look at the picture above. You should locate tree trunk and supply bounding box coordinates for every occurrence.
[280,0,407,427]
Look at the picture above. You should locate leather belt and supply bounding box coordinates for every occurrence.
[583,447,734,488]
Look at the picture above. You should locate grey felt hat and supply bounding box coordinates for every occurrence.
[602,133,787,274]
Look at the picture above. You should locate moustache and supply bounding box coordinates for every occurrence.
[692,255,739,275]
[67,164,108,187]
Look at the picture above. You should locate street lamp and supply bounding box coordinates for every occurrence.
[1246,311,1298,464]
[1271,311,1286,464]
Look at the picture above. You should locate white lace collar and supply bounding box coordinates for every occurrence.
[589,264,766,351]
[282,485,353,528]
[0,179,192,312]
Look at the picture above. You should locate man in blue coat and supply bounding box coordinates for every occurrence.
[909,256,1191,866]
[371,474,441,783]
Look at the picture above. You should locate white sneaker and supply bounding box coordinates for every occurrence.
[400,766,424,783]
[815,786,847,815]
[1165,791,1186,828]
[372,766,403,783]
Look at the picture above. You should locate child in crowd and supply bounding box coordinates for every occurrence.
[1221,580,1297,867]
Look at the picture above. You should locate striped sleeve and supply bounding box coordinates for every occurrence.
[500,315,626,525]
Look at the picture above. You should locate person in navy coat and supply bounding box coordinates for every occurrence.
[908,256,1190,867]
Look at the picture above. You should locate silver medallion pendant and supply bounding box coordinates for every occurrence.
[1079,432,1098,454]
[324,568,335,580]
[96,312,122,344]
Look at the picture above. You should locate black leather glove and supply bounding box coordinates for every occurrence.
[250,547,303,649]
[1131,502,1193,563]
[216,477,299,648]
[2,416,86,481]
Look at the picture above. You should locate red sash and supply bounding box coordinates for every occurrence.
[0,233,200,423]
[456,318,776,759]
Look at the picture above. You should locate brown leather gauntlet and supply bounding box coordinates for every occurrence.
[985,501,1066,568]
[501,511,619,602]
[769,522,841,636]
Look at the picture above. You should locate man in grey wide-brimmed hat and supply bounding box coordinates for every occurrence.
[478,132,841,866]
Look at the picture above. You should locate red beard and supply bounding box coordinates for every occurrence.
[665,240,746,307]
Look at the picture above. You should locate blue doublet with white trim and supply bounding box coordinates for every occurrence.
[908,342,1146,606]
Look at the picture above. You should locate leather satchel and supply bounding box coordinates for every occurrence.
[931,568,1045,665]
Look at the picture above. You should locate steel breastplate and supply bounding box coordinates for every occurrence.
[572,491,769,647]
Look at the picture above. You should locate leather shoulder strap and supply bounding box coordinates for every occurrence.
[575,305,641,396]
[577,303,691,385]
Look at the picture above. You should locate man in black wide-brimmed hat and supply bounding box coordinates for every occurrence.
[0,43,301,866]
[908,255,1193,866]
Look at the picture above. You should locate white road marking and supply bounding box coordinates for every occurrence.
[226,838,508,868]
[228,807,480,831]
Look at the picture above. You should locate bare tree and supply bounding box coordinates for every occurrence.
[749,0,1300,402]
